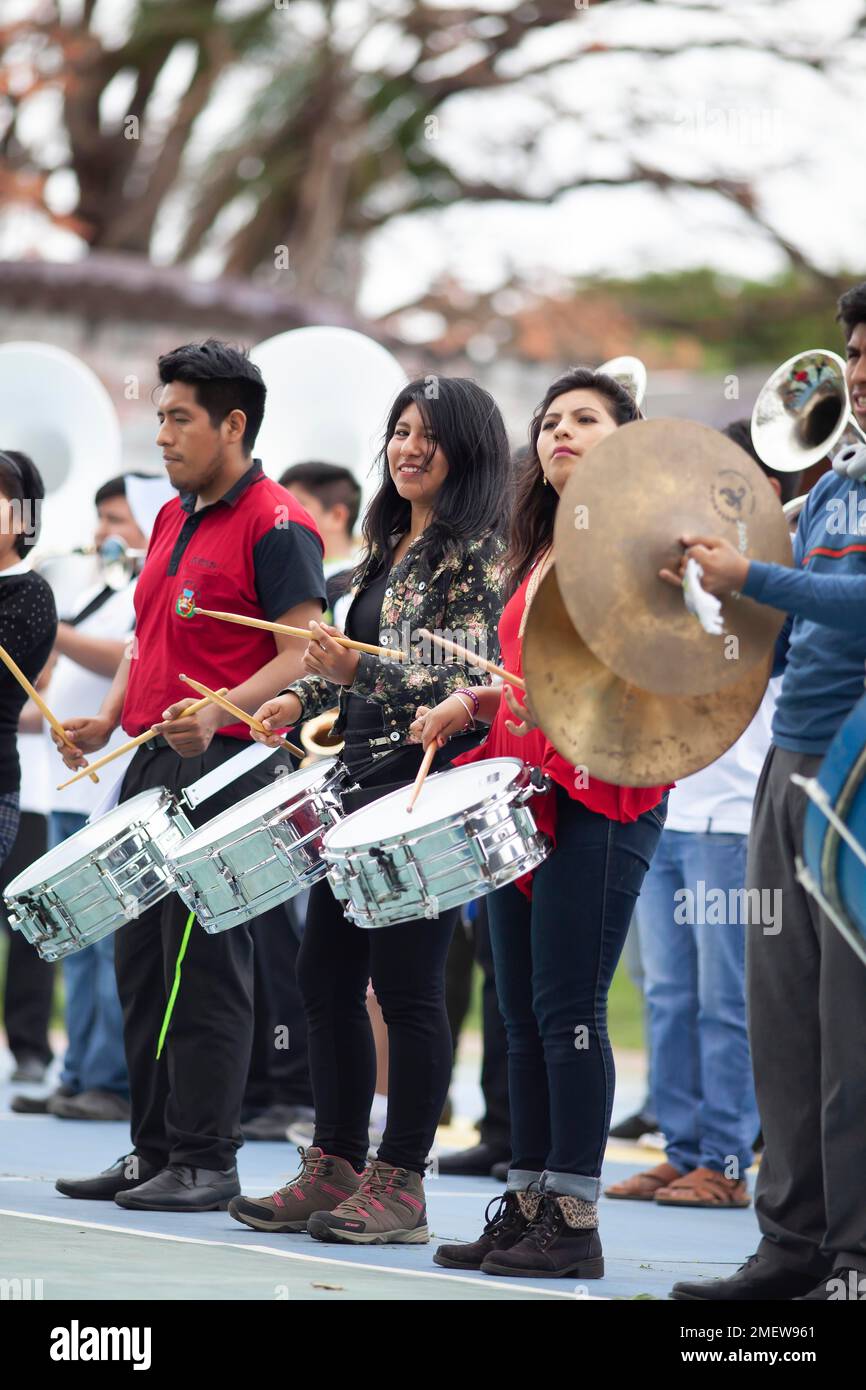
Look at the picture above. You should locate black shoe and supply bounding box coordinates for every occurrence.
[11,1084,76,1115]
[481,1196,604,1279]
[56,1153,160,1201]
[114,1164,240,1212]
[48,1089,131,1122]
[794,1268,866,1301]
[242,1103,315,1142]
[437,1142,511,1178]
[10,1054,49,1084]
[434,1191,530,1269]
[491,1159,509,1183]
[671,1253,823,1301]
[609,1110,657,1141]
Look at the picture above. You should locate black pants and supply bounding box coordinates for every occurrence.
[245,905,313,1113]
[1,812,55,1065]
[446,900,510,1148]
[115,737,295,1171]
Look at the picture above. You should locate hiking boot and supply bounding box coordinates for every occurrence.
[481,1193,604,1279]
[434,1190,538,1270]
[307,1160,428,1245]
[228,1147,362,1234]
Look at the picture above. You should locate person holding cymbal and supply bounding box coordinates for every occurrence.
[413,368,670,1280]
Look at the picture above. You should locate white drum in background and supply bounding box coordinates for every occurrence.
[5,789,193,961]
[323,757,550,928]
[166,760,346,934]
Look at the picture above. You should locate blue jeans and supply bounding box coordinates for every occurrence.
[50,811,129,1097]
[487,788,665,1201]
[637,828,758,1177]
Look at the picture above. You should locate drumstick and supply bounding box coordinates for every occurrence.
[416,628,526,692]
[191,606,410,663]
[179,674,305,759]
[56,690,229,791]
[0,641,100,783]
[406,741,437,813]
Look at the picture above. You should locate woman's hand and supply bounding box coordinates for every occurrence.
[252,694,303,747]
[302,621,360,686]
[503,683,537,738]
[409,695,472,751]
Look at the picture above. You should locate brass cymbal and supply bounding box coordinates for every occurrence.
[523,569,770,787]
[552,418,791,697]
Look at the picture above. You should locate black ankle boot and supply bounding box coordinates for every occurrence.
[481,1194,604,1279]
[434,1191,533,1270]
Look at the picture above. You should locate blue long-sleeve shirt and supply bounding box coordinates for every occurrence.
[741,468,866,754]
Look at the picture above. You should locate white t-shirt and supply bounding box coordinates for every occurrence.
[19,732,52,816]
[664,678,780,835]
[43,581,138,816]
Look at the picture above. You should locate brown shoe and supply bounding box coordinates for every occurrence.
[604,1161,684,1200]
[228,1147,362,1233]
[307,1160,429,1245]
[654,1166,751,1208]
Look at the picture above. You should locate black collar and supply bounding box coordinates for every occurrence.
[179,459,264,515]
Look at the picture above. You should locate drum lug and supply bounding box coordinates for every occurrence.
[519,767,552,801]
[369,845,402,898]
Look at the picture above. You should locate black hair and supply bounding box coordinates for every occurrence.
[837,281,866,342]
[156,339,266,453]
[506,367,641,592]
[278,461,362,533]
[723,419,802,506]
[358,377,510,577]
[0,449,46,557]
[93,471,163,507]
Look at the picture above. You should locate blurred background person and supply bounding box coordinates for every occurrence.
[11,472,172,1119]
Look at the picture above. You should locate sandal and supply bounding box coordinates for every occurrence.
[653,1165,751,1208]
[603,1161,683,1201]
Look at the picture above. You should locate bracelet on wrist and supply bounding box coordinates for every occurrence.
[453,687,480,717]
[451,691,476,731]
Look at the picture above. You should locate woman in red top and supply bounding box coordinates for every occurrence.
[411,367,669,1280]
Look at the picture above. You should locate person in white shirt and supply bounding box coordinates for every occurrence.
[12,473,173,1121]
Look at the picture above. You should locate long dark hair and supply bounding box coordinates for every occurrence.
[0,449,46,558]
[358,377,510,579]
[506,368,641,593]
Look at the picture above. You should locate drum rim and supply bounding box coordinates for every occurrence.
[323,756,530,855]
[167,758,342,864]
[4,786,180,899]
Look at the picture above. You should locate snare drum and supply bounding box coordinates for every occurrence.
[166,759,346,934]
[323,757,550,928]
[797,691,866,969]
[4,788,193,961]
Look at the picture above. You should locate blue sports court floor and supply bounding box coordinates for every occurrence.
[0,1051,759,1302]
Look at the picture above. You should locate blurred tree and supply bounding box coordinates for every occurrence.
[0,0,859,306]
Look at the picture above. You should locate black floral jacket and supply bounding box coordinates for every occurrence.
[285,532,507,753]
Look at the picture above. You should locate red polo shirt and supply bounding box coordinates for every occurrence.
[123,461,325,739]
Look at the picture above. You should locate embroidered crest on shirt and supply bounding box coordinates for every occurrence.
[175,587,196,619]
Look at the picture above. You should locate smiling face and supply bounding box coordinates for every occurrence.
[846,322,866,432]
[535,388,621,494]
[385,401,450,512]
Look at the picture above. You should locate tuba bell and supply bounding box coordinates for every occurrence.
[598,356,648,414]
[751,348,866,475]
[299,708,344,766]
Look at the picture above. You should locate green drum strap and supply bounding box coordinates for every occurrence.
[156,911,195,1060]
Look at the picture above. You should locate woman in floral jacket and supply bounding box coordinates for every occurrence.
[229,377,509,1245]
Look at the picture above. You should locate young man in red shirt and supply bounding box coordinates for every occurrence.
[52,340,326,1212]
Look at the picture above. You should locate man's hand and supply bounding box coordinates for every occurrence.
[252,694,303,748]
[153,699,224,758]
[51,715,115,771]
[659,534,750,597]
[302,621,360,686]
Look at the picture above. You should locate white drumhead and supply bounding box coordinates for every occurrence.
[174,759,337,857]
[6,788,172,894]
[325,758,525,849]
